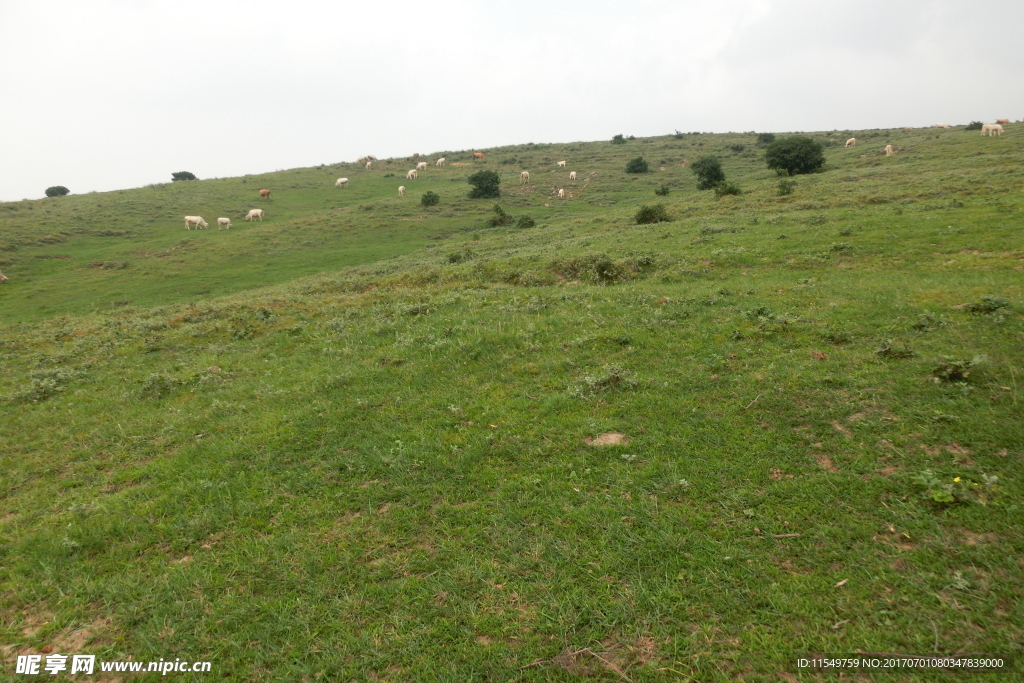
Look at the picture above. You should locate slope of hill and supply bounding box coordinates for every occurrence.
[2,126,1022,680]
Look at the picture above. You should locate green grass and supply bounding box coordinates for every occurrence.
[2,124,1023,681]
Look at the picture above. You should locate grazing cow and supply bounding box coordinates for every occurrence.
[436,157,446,166]
[367,155,377,161]
[557,160,566,167]
[901,126,914,130]
[259,189,271,199]
[356,157,367,164]
[398,186,405,196]
[365,161,372,170]
[845,138,856,148]
[245,209,264,222]
[335,177,349,187]
[569,171,577,180]
[884,144,894,156]
[416,161,428,171]
[0,270,7,283]
[996,118,1010,124]
[217,217,232,230]
[981,123,1004,136]
[557,188,565,199]
[520,171,530,184]
[934,123,950,129]
[406,169,418,180]
[184,216,208,230]
[412,153,419,158]
[473,152,485,159]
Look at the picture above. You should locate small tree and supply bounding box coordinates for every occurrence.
[611,134,626,145]
[625,157,649,174]
[714,181,742,198]
[467,170,501,199]
[674,130,685,140]
[690,156,725,190]
[756,133,776,145]
[777,179,796,196]
[964,121,984,131]
[654,185,670,196]
[764,136,825,175]
[635,204,672,225]
[45,186,69,197]
[486,204,513,227]
[421,191,440,207]
[171,171,197,181]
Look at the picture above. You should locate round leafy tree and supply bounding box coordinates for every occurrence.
[756,133,776,145]
[467,171,501,199]
[45,186,70,197]
[625,156,649,174]
[764,136,825,175]
[635,204,671,224]
[421,191,440,207]
[611,134,626,145]
[690,156,725,190]
[171,171,197,181]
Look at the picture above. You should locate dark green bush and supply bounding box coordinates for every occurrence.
[674,130,685,140]
[764,136,826,175]
[44,186,69,197]
[486,204,513,227]
[467,170,501,198]
[714,181,742,198]
[965,296,1010,313]
[625,157,649,174]
[420,191,440,207]
[964,121,984,131]
[756,133,776,145]
[611,134,626,145]
[635,204,672,224]
[690,156,725,190]
[654,185,670,196]
[171,171,197,181]
[728,144,745,153]
[516,215,536,229]
[777,179,796,196]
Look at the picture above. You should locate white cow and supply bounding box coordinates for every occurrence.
[934,123,950,129]
[557,160,566,167]
[406,169,418,180]
[0,270,7,283]
[416,161,428,171]
[981,124,1004,136]
[398,186,405,196]
[519,171,530,184]
[436,157,446,166]
[557,188,565,199]
[184,216,208,230]
[335,177,349,187]
[569,171,577,180]
[245,209,264,222]
[884,144,894,156]
[367,155,378,161]
[365,161,372,170]
[845,138,856,148]
[217,217,232,230]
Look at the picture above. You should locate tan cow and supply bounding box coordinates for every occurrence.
[557,188,565,199]
[981,124,1004,136]
[365,161,372,170]
[996,118,1010,124]
[557,160,566,167]
[406,169,418,180]
[217,217,232,230]
[0,270,7,283]
[436,157,446,166]
[335,178,349,187]
[184,216,208,230]
[845,138,856,148]
[520,171,530,184]
[398,186,405,196]
[569,171,577,180]
[259,189,271,199]
[473,152,485,159]
[934,123,950,129]
[245,209,264,222]
[883,144,894,156]
[416,161,428,171]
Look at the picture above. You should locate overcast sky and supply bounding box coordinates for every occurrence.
[1,0,1020,201]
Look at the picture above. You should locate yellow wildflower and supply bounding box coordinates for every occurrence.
[953,477,961,482]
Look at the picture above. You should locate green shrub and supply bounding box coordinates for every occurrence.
[171,171,197,181]
[673,130,685,140]
[420,191,440,207]
[728,144,745,153]
[625,157,649,174]
[690,156,725,190]
[777,179,796,196]
[932,355,986,382]
[756,133,776,145]
[964,296,1010,314]
[714,181,742,198]
[515,215,536,229]
[467,170,501,198]
[654,185,670,196]
[635,204,672,224]
[486,204,513,227]
[45,186,69,197]
[611,134,626,145]
[764,136,826,175]
[964,121,984,131]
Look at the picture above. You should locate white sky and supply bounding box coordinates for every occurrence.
[1,0,1020,201]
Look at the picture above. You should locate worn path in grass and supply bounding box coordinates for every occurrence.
[1,125,1022,681]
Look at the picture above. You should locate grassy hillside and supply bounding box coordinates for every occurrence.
[2,125,1022,681]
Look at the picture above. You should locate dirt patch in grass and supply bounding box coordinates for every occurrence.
[815,455,839,472]
[585,432,629,446]
[960,530,998,546]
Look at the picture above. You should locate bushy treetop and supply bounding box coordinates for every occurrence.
[764,136,826,175]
